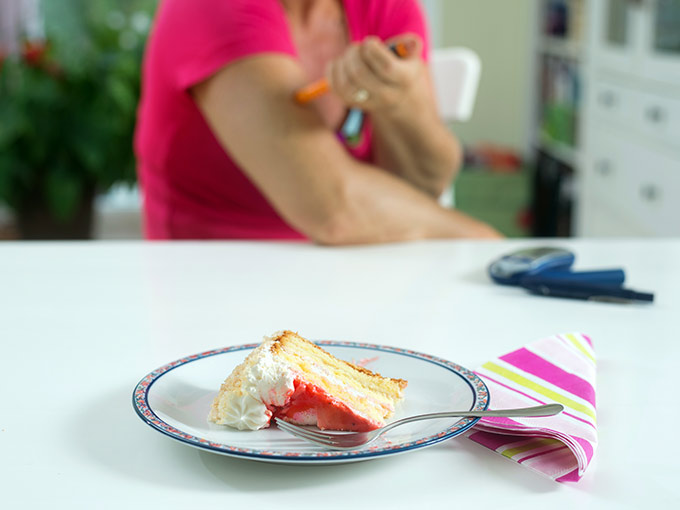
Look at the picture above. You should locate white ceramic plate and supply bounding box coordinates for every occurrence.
[133,341,489,464]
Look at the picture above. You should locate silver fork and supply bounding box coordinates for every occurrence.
[274,403,564,450]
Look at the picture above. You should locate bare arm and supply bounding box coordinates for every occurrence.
[327,36,461,197]
[192,55,499,245]
[371,71,461,198]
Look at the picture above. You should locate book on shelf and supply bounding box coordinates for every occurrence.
[543,0,585,43]
[539,55,580,149]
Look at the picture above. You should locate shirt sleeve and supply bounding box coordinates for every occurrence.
[153,0,297,90]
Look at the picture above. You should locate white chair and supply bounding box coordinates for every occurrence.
[431,47,482,123]
[430,47,482,206]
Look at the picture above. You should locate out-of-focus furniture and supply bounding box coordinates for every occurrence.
[577,0,680,236]
[93,185,143,239]
[532,0,680,237]
[431,47,482,123]
[431,47,482,207]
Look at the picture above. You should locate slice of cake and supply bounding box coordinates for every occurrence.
[208,331,407,431]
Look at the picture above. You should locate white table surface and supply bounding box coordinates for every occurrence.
[1,239,678,508]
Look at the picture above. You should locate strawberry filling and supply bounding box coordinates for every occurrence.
[271,378,381,431]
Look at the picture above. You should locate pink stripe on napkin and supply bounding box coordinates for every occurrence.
[468,333,597,482]
[500,349,596,406]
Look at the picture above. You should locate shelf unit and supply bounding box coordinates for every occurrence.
[578,0,680,237]
[532,0,680,237]
[531,0,586,237]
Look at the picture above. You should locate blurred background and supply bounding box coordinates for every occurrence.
[1,0,679,241]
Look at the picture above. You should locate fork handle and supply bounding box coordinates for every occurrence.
[382,403,564,433]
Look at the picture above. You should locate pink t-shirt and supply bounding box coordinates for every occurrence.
[135,0,430,240]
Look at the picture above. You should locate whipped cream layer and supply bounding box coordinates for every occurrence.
[210,334,295,430]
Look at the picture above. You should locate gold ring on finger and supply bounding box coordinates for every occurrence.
[352,89,370,103]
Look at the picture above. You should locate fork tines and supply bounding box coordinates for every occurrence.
[274,418,349,449]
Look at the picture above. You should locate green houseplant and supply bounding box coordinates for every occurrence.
[0,0,154,239]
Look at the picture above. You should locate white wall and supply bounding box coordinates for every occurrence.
[0,0,44,53]
[425,0,537,155]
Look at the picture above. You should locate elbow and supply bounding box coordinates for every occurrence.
[288,179,361,246]
[307,208,359,246]
[304,185,384,246]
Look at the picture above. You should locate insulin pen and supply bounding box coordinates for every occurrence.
[294,42,409,104]
[520,281,655,304]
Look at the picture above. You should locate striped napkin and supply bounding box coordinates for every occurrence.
[468,333,597,482]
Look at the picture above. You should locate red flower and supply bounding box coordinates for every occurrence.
[18,40,62,78]
[21,40,48,67]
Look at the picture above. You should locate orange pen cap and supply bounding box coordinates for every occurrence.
[294,78,331,104]
[294,41,410,104]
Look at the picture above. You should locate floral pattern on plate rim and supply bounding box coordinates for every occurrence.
[132,341,489,462]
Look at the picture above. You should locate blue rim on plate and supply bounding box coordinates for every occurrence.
[132,341,490,463]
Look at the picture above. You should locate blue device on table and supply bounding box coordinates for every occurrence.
[520,280,654,303]
[488,247,625,286]
[488,247,653,303]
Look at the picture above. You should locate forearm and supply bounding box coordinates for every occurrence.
[314,157,499,245]
[222,117,495,245]
[371,81,462,198]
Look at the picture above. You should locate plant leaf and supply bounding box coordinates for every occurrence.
[44,170,84,222]
[0,100,29,147]
[107,75,137,114]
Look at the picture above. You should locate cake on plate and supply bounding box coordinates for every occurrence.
[208,331,407,431]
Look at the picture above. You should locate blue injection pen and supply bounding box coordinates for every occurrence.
[520,280,655,303]
[341,42,410,140]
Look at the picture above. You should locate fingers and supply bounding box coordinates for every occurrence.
[343,44,385,93]
[360,37,399,85]
[326,35,424,109]
[385,33,423,60]
[361,35,422,85]
[327,43,385,106]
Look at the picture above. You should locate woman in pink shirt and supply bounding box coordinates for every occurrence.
[135,0,499,242]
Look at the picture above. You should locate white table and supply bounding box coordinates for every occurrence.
[2,239,678,508]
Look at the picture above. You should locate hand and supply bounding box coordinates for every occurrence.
[326,34,426,114]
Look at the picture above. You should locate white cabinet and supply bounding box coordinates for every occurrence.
[591,0,680,84]
[642,0,680,83]
[590,79,680,148]
[580,129,680,236]
[576,0,680,237]
[591,0,641,72]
